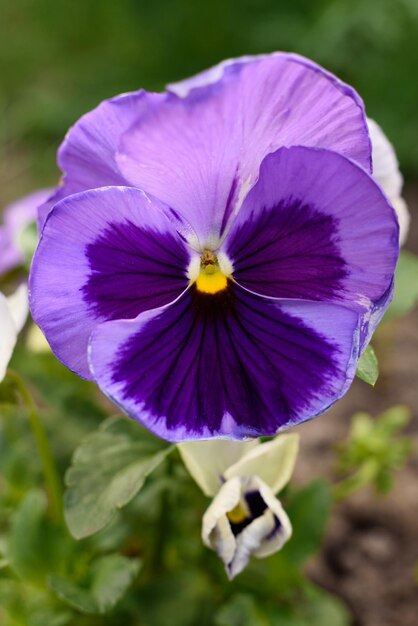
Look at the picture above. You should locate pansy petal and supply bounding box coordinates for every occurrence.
[202,476,241,565]
[225,146,398,315]
[178,440,258,496]
[229,490,291,578]
[368,118,410,246]
[368,118,403,199]
[225,434,299,495]
[250,479,292,558]
[37,91,165,228]
[117,53,370,246]
[0,293,17,382]
[30,187,189,379]
[391,197,410,247]
[89,283,360,441]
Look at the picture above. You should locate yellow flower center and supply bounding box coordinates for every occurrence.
[195,250,228,295]
[227,499,250,524]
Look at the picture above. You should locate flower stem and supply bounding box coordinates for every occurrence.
[6,368,63,523]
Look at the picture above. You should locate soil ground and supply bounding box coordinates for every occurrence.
[293,184,418,626]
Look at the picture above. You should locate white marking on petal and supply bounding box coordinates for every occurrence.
[187,255,201,282]
[354,293,373,310]
[217,252,233,276]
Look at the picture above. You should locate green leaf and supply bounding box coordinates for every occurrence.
[301,583,351,626]
[89,554,141,613]
[48,577,97,614]
[0,579,72,626]
[49,554,140,615]
[385,250,418,320]
[356,345,379,386]
[215,593,269,626]
[7,490,74,584]
[282,480,331,565]
[136,569,212,626]
[64,416,174,539]
[335,406,412,499]
[7,490,50,583]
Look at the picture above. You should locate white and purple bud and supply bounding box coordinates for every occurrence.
[179,434,299,579]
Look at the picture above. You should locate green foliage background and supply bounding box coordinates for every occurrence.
[1,0,418,203]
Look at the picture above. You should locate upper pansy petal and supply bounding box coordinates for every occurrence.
[37,90,165,228]
[117,53,371,246]
[30,186,189,379]
[225,434,299,495]
[178,439,259,496]
[225,146,398,316]
[89,283,360,441]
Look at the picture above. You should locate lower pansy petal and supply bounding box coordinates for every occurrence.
[225,146,398,313]
[89,283,360,441]
[30,187,189,379]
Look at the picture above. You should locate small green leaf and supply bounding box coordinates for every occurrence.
[215,593,269,626]
[356,345,379,386]
[282,480,331,565]
[385,250,418,320]
[49,554,140,615]
[7,490,48,583]
[89,554,141,613]
[301,583,351,626]
[335,406,411,499]
[7,490,74,584]
[0,579,72,626]
[64,417,174,539]
[48,577,98,614]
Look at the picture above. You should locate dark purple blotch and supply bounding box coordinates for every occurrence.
[227,198,348,300]
[82,220,189,320]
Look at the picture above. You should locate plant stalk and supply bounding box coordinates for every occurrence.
[6,368,63,523]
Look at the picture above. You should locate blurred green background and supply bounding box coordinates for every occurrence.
[1,0,418,204]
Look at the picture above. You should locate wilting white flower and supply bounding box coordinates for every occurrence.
[0,189,52,275]
[26,323,51,354]
[368,118,410,246]
[179,434,299,579]
[0,284,29,381]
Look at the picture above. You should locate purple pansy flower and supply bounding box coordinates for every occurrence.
[30,53,399,441]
